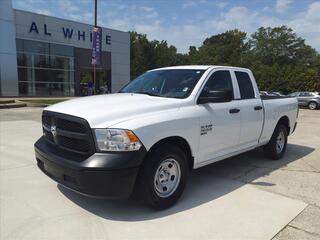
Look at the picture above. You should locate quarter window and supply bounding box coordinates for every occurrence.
[235,71,255,99]
[299,92,311,96]
[203,70,234,98]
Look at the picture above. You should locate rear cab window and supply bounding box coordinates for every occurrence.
[235,71,255,99]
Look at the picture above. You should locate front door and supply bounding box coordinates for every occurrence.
[198,70,241,164]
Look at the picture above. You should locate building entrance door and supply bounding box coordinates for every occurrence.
[74,47,111,96]
[79,68,109,96]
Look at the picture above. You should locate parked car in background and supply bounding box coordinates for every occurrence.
[260,91,284,97]
[269,92,284,96]
[260,91,269,96]
[287,92,320,110]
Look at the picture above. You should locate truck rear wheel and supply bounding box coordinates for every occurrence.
[263,124,288,160]
[135,144,188,210]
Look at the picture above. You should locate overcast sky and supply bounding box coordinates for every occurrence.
[12,0,320,53]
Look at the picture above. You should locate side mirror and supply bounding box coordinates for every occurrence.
[197,90,233,104]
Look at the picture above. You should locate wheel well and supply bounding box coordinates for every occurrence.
[308,101,318,105]
[148,136,194,170]
[278,116,290,134]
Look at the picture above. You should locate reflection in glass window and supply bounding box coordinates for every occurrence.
[17,68,33,82]
[18,82,73,96]
[23,39,50,54]
[50,56,73,70]
[204,70,234,98]
[50,43,74,57]
[17,53,26,66]
[34,69,71,83]
[34,54,50,68]
[17,53,33,67]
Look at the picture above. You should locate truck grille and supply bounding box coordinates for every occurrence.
[42,111,95,159]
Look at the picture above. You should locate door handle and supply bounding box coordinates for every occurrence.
[254,106,263,111]
[229,108,240,114]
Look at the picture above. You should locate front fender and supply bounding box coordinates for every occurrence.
[110,109,200,162]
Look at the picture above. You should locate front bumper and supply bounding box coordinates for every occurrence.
[35,137,146,199]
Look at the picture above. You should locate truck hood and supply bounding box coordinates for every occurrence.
[45,93,185,128]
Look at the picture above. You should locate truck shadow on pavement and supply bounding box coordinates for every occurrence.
[58,143,314,221]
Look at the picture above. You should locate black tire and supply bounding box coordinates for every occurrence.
[135,143,189,210]
[263,124,288,160]
[308,101,318,110]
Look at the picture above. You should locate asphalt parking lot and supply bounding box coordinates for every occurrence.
[0,107,319,240]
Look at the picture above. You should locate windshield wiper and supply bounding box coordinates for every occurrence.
[133,91,160,97]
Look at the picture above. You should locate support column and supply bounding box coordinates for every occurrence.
[0,0,18,96]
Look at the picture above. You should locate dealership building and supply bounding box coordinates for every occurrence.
[0,0,130,97]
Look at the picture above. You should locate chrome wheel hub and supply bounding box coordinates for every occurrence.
[276,131,285,154]
[154,158,181,198]
[309,102,316,110]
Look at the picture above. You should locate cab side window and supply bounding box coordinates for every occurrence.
[235,71,255,99]
[203,70,234,98]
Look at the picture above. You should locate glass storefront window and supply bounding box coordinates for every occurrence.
[17,53,28,67]
[34,69,73,83]
[19,82,74,96]
[50,56,73,69]
[50,43,74,57]
[34,54,50,68]
[16,39,75,96]
[17,68,33,82]
[23,39,49,55]
[17,53,73,70]
[17,53,34,67]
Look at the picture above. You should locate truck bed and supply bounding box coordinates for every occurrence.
[261,95,292,100]
[259,96,298,145]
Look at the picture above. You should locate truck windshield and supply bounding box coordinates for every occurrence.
[119,69,206,99]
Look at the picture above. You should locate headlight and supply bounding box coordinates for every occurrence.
[94,129,142,152]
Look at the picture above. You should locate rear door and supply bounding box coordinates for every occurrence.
[232,70,264,149]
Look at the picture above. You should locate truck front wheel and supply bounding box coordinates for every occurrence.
[135,144,189,210]
[263,124,288,160]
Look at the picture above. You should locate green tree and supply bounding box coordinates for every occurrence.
[130,32,155,79]
[250,26,318,67]
[130,31,180,79]
[249,26,320,93]
[191,29,250,66]
[130,27,320,93]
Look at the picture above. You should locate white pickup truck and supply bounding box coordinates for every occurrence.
[35,65,298,209]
